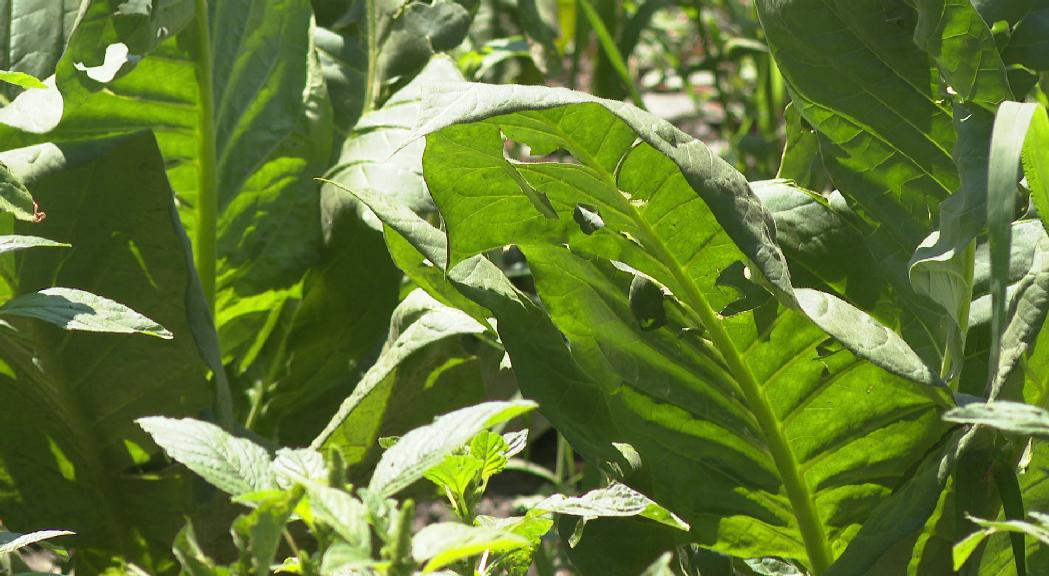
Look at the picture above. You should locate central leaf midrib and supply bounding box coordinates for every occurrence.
[537,117,835,573]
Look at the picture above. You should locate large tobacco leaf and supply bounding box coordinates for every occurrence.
[0,133,220,575]
[0,0,328,378]
[356,82,955,572]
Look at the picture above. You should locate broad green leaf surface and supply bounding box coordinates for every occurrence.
[137,417,275,498]
[752,180,949,369]
[0,0,78,100]
[0,133,219,574]
[1003,7,1049,71]
[312,289,487,477]
[384,82,954,572]
[254,60,464,444]
[0,287,172,337]
[315,0,476,130]
[411,522,529,572]
[756,0,957,253]
[0,1,330,377]
[368,400,536,497]
[912,0,1012,108]
[559,515,681,576]
[0,530,74,554]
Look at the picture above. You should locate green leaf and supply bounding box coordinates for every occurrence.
[0,133,220,574]
[0,287,172,338]
[138,417,275,497]
[232,488,303,576]
[0,530,74,554]
[172,520,225,576]
[987,101,1044,396]
[757,0,957,253]
[0,1,329,379]
[368,400,536,497]
[312,289,487,475]
[402,82,953,572]
[1004,8,1049,71]
[0,70,47,90]
[0,161,38,221]
[303,484,371,552]
[410,522,529,573]
[576,0,644,108]
[0,234,67,254]
[471,430,510,481]
[955,513,1049,571]
[912,0,1012,108]
[944,401,1049,439]
[272,448,326,488]
[535,482,689,531]
[559,516,681,576]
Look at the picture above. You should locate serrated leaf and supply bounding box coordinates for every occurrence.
[535,482,689,531]
[138,417,275,497]
[369,400,536,497]
[0,287,172,338]
[411,523,529,573]
[272,448,327,488]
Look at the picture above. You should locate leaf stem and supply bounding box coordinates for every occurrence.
[631,210,834,574]
[193,0,218,311]
[363,0,379,113]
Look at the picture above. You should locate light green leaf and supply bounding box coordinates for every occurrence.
[0,530,74,554]
[471,430,510,481]
[944,401,1049,438]
[0,235,67,254]
[410,523,529,573]
[0,133,220,574]
[0,287,172,338]
[535,482,689,531]
[272,448,327,488]
[304,484,371,552]
[0,70,47,90]
[138,417,275,497]
[368,400,536,497]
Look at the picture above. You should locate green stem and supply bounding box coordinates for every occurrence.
[641,225,834,574]
[363,0,379,113]
[561,130,834,571]
[943,240,976,389]
[192,0,218,312]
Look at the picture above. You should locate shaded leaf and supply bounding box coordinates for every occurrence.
[0,287,172,338]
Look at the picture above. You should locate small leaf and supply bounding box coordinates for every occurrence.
[0,235,69,255]
[411,523,529,572]
[304,484,371,552]
[232,489,303,576]
[534,483,689,531]
[0,287,173,338]
[471,430,510,481]
[368,400,536,497]
[0,161,40,221]
[0,70,48,90]
[137,417,275,497]
[0,530,74,554]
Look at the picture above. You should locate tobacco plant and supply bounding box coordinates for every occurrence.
[2,0,1049,575]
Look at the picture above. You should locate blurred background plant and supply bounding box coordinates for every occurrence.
[453,0,788,178]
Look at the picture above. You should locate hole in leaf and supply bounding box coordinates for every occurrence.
[628,274,666,331]
[573,204,605,235]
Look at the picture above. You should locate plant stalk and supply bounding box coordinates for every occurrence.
[192,0,218,312]
[363,0,379,113]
